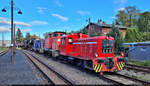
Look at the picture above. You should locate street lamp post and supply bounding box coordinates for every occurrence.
[2,0,22,63]
[11,0,14,63]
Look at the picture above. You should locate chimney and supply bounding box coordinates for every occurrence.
[102,21,106,25]
[97,20,100,24]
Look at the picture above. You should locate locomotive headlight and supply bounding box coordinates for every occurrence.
[106,36,109,40]
[120,52,125,57]
[95,53,98,57]
[68,38,72,42]
[57,38,61,42]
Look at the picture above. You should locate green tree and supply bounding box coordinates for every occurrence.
[140,32,150,41]
[116,6,140,27]
[137,12,150,32]
[124,27,142,42]
[25,32,31,40]
[31,34,38,39]
[107,24,124,54]
[16,28,24,43]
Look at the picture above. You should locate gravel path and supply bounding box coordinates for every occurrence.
[118,69,150,82]
[27,50,115,85]
[0,50,39,85]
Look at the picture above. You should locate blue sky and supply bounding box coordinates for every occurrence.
[0,0,149,40]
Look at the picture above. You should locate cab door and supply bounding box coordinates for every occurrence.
[60,37,67,55]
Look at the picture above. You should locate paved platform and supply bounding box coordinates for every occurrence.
[0,50,39,84]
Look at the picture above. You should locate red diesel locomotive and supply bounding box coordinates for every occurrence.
[43,32,66,56]
[58,33,126,75]
[32,32,127,75]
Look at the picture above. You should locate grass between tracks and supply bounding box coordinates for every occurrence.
[0,47,8,52]
[129,60,150,67]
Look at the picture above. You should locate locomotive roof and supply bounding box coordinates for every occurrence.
[76,36,114,41]
[60,33,114,40]
[53,32,66,34]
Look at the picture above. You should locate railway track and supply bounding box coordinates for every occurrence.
[101,72,150,85]
[22,50,74,85]
[25,50,150,85]
[0,49,9,57]
[125,64,150,73]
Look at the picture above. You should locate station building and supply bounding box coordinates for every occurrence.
[83,21,128,39]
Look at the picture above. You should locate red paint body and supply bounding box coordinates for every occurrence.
[43,32,125,74]
[59,33,125,73]
[44,32,66,50]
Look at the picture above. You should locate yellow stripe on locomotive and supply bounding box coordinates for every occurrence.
[93,64,103,73]
[116,62,125,70]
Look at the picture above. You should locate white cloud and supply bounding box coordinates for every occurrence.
[112,16,117,19]
[51,13,68,22]
[14,21,31,27]
[114,0,127,6]
[37,7,48,14]
[0,27,10,32]
[77,10,90,15]
[55,0,63,7]
[21,28,32,32]
[30,20,48,25]
[0,17,10,25]
[117,7,125,11]
[0,17,31,27]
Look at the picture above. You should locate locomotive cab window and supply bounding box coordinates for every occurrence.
[53,33,58,37]
[101,40,113,54]
[68,38,73,44]
[60,34,63,36]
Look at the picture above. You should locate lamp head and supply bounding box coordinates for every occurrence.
[2,8,6,12]
[18,10,22,14]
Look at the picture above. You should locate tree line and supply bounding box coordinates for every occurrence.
[115,6,150,42]
[15,28,39,43]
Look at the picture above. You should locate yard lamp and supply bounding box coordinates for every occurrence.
[1,0,22,63]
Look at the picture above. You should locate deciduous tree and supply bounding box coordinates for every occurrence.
[116,6,140,27]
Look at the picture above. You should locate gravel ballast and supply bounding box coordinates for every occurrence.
[27,50,115,85]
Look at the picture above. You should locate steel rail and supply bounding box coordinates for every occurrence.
[125,64,150,73]
[23,50,73,85]
[0,49,9,57]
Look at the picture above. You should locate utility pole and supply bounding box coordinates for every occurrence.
[88,17,91,36]
[11,0,14,63]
